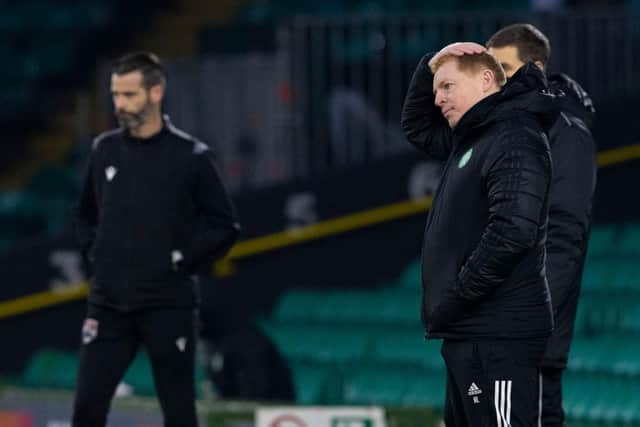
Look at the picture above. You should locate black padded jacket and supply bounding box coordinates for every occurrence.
[401,56,556,339]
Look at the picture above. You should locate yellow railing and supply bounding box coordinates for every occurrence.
[0,143,638,320]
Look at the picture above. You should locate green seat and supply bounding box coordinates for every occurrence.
[272,288,420,326]
[271,290,330,322]
[372,288,420,325]
[581,259,640,292]
[289,362,341,404]
[581,259,611,291]
[370,328,444,370]
[28,165,81,199]
[399,259,421,289]
[123,351,156,396]
[343,364,445,406]
[0,191,49,238]
[621,305,640,334]
[22,349,78,389]
[618,224,640,255]
[402,372,446,408]
[568,335,640,376]
[586,224,618,259]
[260,321,374,364]
[342,365,410,405]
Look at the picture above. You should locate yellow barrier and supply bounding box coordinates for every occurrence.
[1,142,639,320]
[0,197,432,319]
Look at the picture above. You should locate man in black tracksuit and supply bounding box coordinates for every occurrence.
[72,52,240,427]
[487,24,597,426]
[401,44,555,426]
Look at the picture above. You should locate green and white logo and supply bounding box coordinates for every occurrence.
[458,148,473,168]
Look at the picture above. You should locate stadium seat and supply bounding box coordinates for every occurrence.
[618,224,640,255]
[369,327,444,370]
[402,372,446,408]
[260,321,375,364]
[21,349,78,389]
[342,365,411,405]
[343,364,446,406]
[272,288,420,326]
[568,335,640,376]
[289,362,342,404]
[122,351,156,396]
[0,191,49,236]
[586,224,618,258]
[399,259,421,289]
[581,258,640,292]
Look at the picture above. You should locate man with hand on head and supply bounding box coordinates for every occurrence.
[487,24,597,426]
[402,43,555,426]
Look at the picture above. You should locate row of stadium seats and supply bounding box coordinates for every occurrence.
[270,286,640,336]
[258,227,640,423]
[20,348,206,398]
[262,320,640,378]
[0,164,82,253]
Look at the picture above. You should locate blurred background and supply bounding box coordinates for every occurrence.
[0,0,639,425]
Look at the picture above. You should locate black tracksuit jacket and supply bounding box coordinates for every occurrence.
[401,57,556,340]
[542,74,597,367]
[74,117,240,311]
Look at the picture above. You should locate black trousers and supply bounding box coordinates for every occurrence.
[441,338,546,427]
[72,304,198,427]
[540,366,565,427]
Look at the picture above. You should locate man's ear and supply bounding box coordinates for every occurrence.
[481,69,495,92]
[534,60,545,72]
[150,84,164,104]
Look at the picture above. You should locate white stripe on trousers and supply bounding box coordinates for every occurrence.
[538,372,543,427]
[494,380,512,427]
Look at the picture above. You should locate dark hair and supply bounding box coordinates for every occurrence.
[486,23,551,66]
[112,51,166,89]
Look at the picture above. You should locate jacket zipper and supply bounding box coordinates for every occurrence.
[124,142,140,309]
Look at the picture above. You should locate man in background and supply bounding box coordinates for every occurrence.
[487,24,597,426]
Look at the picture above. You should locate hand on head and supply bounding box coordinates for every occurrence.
[428,42,487,69]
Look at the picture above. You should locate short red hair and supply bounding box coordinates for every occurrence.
[430,52,507,87]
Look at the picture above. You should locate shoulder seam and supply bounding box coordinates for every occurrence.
[166,121,210,155]
[92,128,123,149]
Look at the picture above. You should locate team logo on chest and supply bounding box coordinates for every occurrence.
[105,166,117,182]
[458,148,473,169]
[176,337,187,352]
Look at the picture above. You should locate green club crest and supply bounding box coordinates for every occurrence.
[458,148,473,168]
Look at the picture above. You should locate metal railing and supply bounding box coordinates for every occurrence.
[91,8,640,191]
[279,8,640,177]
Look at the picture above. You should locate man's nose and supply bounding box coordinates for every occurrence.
[113,96,126,110]
[434,91,445,106]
